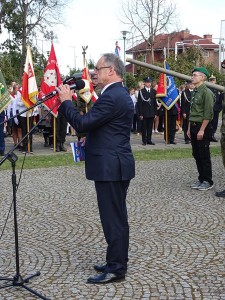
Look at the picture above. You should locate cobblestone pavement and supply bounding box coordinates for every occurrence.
[0,131,225,300]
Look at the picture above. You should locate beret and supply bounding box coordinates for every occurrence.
[192,67,209,78]
[143,76,153,82]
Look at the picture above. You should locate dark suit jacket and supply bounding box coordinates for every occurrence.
[181,89,192,115]
[58,82,135,181]
[137,87,157,118]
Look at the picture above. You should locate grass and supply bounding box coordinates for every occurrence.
[0,146,222,171]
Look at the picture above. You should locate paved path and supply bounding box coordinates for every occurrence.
[0,131,225,300]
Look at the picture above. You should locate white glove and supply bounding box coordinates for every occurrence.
[14,117,19,125]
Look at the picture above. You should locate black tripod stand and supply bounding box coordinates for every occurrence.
[0,151,50,299]
[0,77,84,298]
[0,107,57,299]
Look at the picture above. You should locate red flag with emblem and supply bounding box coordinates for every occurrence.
[38,43,62,117]
[79,61,98,103]
[21,46,38,108]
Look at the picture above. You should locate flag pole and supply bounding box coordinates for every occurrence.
[165,109,168,144]
[53,117,56,152]
[26,112,31,153]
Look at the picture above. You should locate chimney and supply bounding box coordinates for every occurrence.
[181,28,190,40]
[203,34,212,41]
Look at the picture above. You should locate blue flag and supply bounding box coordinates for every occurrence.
[115,41,121,57]
[159,61,179,110]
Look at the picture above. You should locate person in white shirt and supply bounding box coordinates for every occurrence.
[14,88,34,153]
[8,84,23,148]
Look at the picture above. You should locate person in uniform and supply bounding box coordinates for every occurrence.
[208,75,223,142]
[181,81,194,144]
[137,76,157,145]
[215,65,225,197]
[188,67,214,191]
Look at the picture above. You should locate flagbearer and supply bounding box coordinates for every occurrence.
[188,67,214,191]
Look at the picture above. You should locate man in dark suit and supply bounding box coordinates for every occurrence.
[56,53,135,284]
[137,76,157,145]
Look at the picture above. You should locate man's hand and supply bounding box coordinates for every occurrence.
[56,84,73,103]
[197,129,204,140]
[80,137,86,147]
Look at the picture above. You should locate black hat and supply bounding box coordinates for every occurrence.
[143,76,153,83]
[185,80,192,85]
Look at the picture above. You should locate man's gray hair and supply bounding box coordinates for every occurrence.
[103,53,125,78]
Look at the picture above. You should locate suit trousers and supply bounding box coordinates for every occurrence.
[211,110,220,135]
[142,117,154,143]
[56,112,67,143]
[190,123,213,185]
[94,180,130,276]
[18,116,33,151]
[182,115,190,142]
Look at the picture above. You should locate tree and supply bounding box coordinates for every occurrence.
[0,0,69,78]
[121,0,177,63]
[167,47,225,87]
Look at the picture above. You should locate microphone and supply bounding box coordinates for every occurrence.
[38,79,86,101]
[63,75,77,85]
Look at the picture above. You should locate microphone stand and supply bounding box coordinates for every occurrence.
[0,100,59,300]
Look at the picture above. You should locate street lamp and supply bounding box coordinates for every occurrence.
[82,45,88,67]
[121,30,129,86]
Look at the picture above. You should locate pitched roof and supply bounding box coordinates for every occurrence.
[126,30,219,53]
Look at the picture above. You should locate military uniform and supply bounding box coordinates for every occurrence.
[137,83,157,145]
[220,94,225,167]
[181,87,192,143]
[189,74,214,188]
[208,76,223,141]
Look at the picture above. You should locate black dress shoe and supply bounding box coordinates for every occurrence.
[87,272,125,284]
[169,141,176,145]
[147,141,155,145]
[185,140,190,144]
[142,143,146,146]
[215,189,225,197]
[94,264,106,272]
[211,136,218,142]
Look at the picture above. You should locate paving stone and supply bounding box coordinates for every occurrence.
[0,131,225,299]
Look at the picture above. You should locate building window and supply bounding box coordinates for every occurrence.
[143,54,147,63]
[202,50,209,57]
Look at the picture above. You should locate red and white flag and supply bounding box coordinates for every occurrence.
[21,46,38,108]
[38,43,62,117]
[79,61,98,103]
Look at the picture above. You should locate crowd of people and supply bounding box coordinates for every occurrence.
[0,74,101,155]
[1,53,225,286]
[0,68,223,157]
[129,74,223,147]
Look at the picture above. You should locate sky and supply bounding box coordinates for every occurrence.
[51,0,225,75]
[1,0,225,75]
